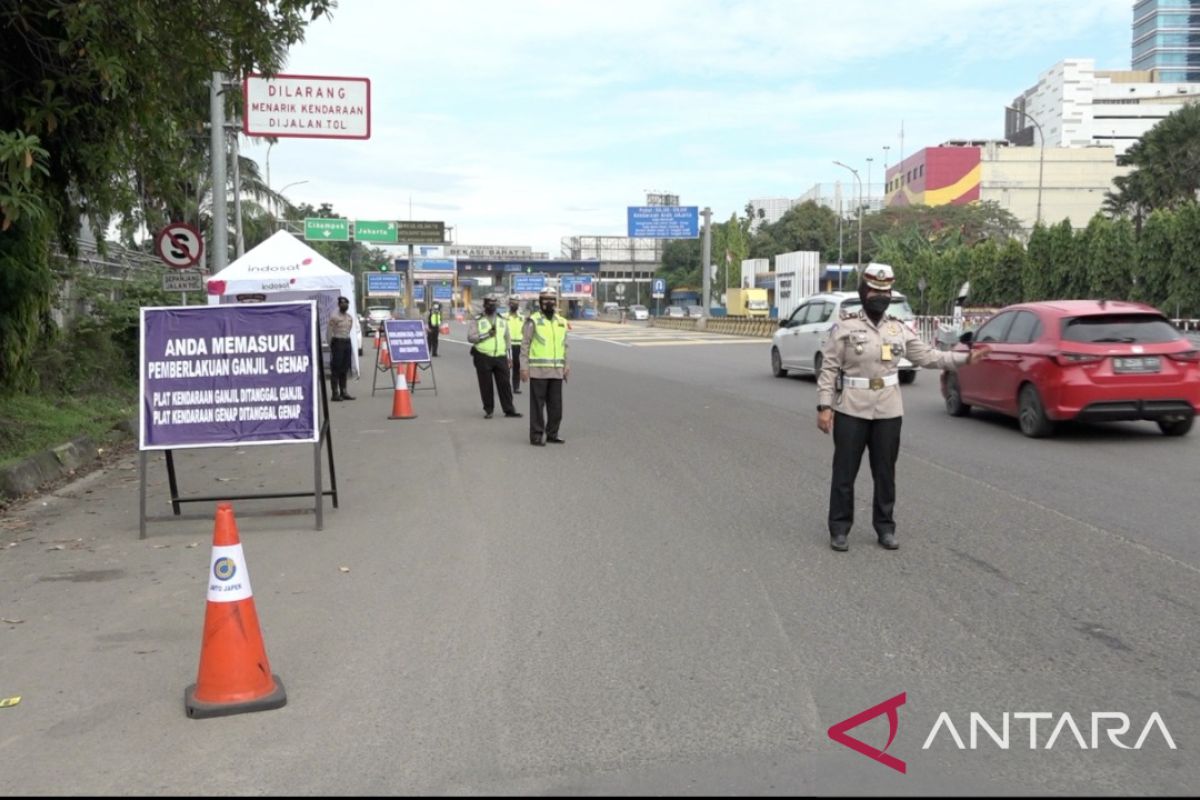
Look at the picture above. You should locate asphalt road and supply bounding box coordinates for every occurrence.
[1,318,1197,795]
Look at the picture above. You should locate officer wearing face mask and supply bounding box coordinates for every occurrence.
[520,290,569,446]
[505,298,525,395]
[468,294,522,420]
[816,264,989,552]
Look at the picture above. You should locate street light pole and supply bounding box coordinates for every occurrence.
[276,180,309,233]
[833,161,863,290]
[866,157,874,215]
[1006,105,1044,226]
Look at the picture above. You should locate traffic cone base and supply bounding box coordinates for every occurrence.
[389,374,417,420]
[185,675,287,719]
[184,503,287,719]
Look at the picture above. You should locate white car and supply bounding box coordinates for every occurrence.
[628,304,650,321]
[770,291,919,384]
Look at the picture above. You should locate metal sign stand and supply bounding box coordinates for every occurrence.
[371,340,395,396]
[138,356,339,539]
[414,361,437,396]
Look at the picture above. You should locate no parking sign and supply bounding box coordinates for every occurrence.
[155,223,205,269]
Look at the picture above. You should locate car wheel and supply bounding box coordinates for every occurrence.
[1018,384,1054,438]
[899,370,916,385]
[1157,416,1194,437]
[944,374,971,417]
[771,347,787,377]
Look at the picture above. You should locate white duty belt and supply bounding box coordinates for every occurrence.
[842,374,900,390]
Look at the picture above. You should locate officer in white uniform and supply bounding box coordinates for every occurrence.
[816,264,990,552]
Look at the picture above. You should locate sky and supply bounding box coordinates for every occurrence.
[245,0,1134,255]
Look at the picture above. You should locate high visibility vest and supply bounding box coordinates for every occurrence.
[474,315,507,357]
[527,312,567,369]
[506,312,524,344]
[430,312,441,327]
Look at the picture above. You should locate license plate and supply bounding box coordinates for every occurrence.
[1113,356,1161,373]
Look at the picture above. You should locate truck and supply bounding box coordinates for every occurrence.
[725,287,770,318]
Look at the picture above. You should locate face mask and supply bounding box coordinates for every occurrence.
[541,303,555,317]
[509,306,519,314]
[483,303,496,315]
[864,295,891,316]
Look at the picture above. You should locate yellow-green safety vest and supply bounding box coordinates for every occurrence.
[527,312,567,369]
[430,311,441,326]
[474,315,507,357]
[506,312,524,344]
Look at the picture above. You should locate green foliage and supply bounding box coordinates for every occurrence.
[0,213,55,391]
[0,0,333,385]
[1136,209,1174,306]
[1106,103,1200,224]
[1022,223,1052,301]
[1086,216,1135,300]
[753,201,840,262]
[1167,203,1200,317]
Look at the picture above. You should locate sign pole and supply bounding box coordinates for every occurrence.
[406,244,414,317]
[701,206,712,318]
[210,72,228,273]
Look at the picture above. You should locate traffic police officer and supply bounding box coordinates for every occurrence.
[816,264,989,551]
[505,298,526,395]
[520,290,569,446]
[327,296,356,401]
[426,302,443,357]
[468,294,522,420]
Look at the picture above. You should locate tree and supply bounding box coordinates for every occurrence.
[752,201,839,262]
[1167,203,1200,318]
[1086,216,1135,301]
[1044,219,1078,300]
[1023,223,1052,302]
[1106,103,1200,225]
[0,0,334,387]
[1135,209,1174,309]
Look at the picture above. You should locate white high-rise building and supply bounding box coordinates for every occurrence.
[1007,58,1200,157]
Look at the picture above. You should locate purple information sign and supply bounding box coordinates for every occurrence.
[384,319,430,363]
[139,302,319,450]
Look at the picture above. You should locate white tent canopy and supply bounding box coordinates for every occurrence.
[206,230,363,375]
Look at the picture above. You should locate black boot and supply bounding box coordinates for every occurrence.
[877,532,898,550]
[339,376,355,401]
[830,532,848,552]
[330,382,342,402]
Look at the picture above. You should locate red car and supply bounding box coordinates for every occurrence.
[940,300,1200,437]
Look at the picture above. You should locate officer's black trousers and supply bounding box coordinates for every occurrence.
[528,378,563,442]
[329,338,352,398]
[828,412,902,539]
[510,346,521,392]
[474,352,515,415]
[427,329,439,356]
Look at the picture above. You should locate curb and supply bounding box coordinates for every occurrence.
[0,419,135,502]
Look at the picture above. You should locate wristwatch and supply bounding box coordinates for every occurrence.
[817,405,831,412]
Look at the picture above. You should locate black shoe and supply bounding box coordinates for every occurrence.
[878,533,899,550]
[546,436,566,444]
[513,389,522,394]
[484,412,493,419]
[504,411,523,418]
[331,395,343,402]
[831,533,848,552]
[530,438,545,446]
[341,393,355,401]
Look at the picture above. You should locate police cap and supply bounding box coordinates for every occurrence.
[862,263,896,291]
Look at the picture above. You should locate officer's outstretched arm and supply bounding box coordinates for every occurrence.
[903,329,966,370]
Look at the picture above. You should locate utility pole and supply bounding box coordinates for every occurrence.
[833,161,863,290]
[701,206,713,317]
[231,124,244,258]
[209,72,228,272]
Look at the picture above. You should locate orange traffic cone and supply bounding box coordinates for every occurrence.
[407,361,421,386]
[388,371,417,420]
[373,328,381,349]
[184,503,286,719]
[380,342,392,370]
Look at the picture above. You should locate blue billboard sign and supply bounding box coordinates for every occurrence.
[652,278,666,299]
[412,285,425,301]
[513,275,547,295]
[367,273,402,297]
[432,283,453,302]
[559,275,594,298]
[627,206,700,239]
[412,257,456,278]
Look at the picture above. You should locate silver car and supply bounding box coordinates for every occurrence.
[770,292,919,383]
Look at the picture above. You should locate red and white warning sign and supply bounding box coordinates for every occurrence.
[154,223,204,269]
[243,73,371,140]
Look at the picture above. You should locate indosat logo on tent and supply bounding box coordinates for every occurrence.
[247,258,313,273]
[828,693,1176,775]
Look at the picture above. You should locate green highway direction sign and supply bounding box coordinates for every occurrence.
[354,220,397,243]
[304,218,350,242]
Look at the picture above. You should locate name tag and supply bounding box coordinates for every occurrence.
[881,344,893,361]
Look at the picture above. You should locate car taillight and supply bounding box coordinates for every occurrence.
[1167,350,1200,363]
[1054,352,1104,366]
